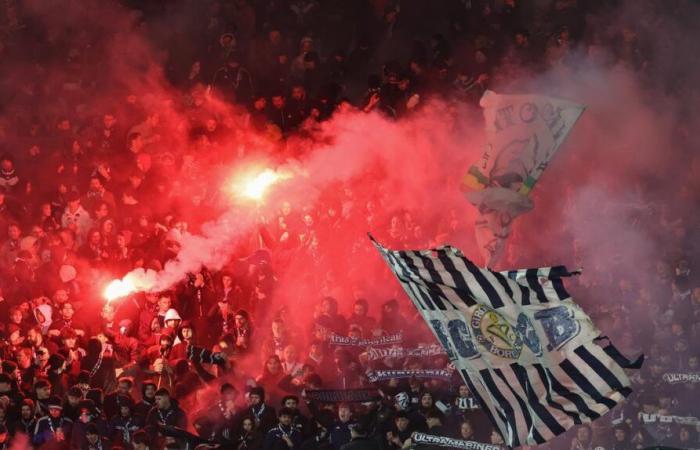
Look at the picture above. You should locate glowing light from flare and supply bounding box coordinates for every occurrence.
[104,279,136,302]
[241,169,281,201]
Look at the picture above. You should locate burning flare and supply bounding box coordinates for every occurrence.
[242,169,281,201]
[104,279,136,302]
[103,268,158,301]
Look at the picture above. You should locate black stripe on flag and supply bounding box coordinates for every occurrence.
[525,268,549,303]
[543,365,601,421]
[462,259,505,308]
[559,359,617,410]
[510,364,567,436]
[574,346,631,396]
[435,249,477,307]
[532,364,583,425]
[480,369,521,447]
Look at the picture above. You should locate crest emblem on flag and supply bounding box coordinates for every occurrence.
[471,305,523,360]
[370,235,643,447]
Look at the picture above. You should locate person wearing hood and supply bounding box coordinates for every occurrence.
[46,353,68,398]
[34,303,53,335]
[163,309,182,336]
[134,380,157,420]
[80,338,116,393]
[169,320,194,361]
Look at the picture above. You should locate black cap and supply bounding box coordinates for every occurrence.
[47,396,63,409]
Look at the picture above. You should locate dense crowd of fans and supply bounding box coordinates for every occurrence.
[0,0,697,449]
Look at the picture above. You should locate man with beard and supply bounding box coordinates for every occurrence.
[238,386,276,435]
[263,407,302,450]
[134,381,157,420]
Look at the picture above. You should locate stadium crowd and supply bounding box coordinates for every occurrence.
[0,0,697,449]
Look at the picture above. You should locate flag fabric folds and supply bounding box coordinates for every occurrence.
[463,90,585,267]
[370,235,642,448]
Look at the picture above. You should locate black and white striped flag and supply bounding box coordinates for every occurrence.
[370,235,642,447]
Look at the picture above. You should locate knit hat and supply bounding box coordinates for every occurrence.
[47,396,63,409]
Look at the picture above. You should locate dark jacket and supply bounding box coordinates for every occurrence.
[263,424,303,450]
[340,436,382,450]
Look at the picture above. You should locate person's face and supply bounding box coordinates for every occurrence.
[0,382,9,393]
[144,384,156,399]
[67,395,80,406]
[249,394,261,406]
[614,429,625,441]
[89,178,102,191]
[102,305,115,322]
[103,114,116,128]
[279,414,292,426]
[118,381,131,395]
[10,310,22,324]
[272,96,285,109]
[461,422,473,437]
[158,296,171,312]
[55,289,69,303]
[291,86,305,100]
[49,407,61,418]
[284,398,298,410]
[63,337,77,348]
[61,303,74,319]
[120,405,131,417]
[338,407,351,422]
[150,318,161,332]
[267,358,281,373]
[90,231,101,245]
[242,418,254,432]
[155,395,169,409]
[269,30,281,44]
[181,328,193,340]
[353,303,366,316]
[421,394,433,407]
[458,385,469,397]
[8,225,20,240]
[0,159,12,171]
[21,404,32,418]
[396,417,409,431]
[271,321,284,335]
[41,203,52,216]
[577,427,590,441]
[86,432,98,443]
[284,347,297,362]
[234,315,246,327]
[254,98,266,110]
[37,386,51,399]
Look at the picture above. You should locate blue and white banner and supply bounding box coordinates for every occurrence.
[329,332,403,347]
[366,368,454,383]
[371,236,642,447]
[363,344,446,361]
[412,432,501,450]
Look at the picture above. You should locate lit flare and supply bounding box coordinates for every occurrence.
[242,169,280,201]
